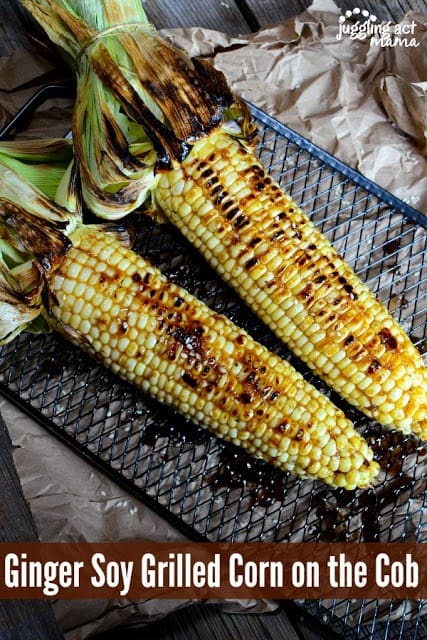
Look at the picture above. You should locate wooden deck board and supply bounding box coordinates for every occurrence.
[0,0,44,54]
[143,0,251,33]
[245,0,426,27]
[333,0,427,21]
[0,413,64,639]
[245,0,311,27]
[143,0,427,33]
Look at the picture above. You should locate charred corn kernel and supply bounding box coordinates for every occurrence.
[156,130,426,438]
[46,226,378,490]
[20,0,425,436]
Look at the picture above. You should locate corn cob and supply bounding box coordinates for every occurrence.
[20,0,426,437]
[0,155,379,490]
[155,130,426,438]
[46,225,378,489]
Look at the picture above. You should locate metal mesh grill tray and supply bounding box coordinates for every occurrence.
[0,104,426,640]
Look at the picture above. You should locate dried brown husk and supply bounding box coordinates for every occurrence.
[20,0,254,218]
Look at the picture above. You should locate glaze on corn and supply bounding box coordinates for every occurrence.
[44,225,378,489]
[155,130,427,438]
[20,0,426,438]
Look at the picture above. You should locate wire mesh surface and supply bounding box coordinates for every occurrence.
[0,106,426,639]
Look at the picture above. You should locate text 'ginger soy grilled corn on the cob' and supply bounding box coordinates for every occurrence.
[20,0,426,437]
[0,146,379,490]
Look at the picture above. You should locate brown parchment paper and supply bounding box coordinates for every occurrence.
[0,0,426,637]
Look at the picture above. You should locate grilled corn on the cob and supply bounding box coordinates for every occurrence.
[20,0,426,437]
[48,225,379,489]
[0,152,379,490]
[155,131,427,438]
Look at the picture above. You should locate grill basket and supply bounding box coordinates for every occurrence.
[0,97,426,640]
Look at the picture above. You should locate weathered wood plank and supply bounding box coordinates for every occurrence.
[335,0,426,21]
[0,417,39,545]
[0,412,64,639]
[0,0,49,55]
[245,0,310,28]
[142,0,251,33]
[245,0,426,28]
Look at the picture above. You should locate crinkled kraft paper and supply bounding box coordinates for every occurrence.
[0,0,426,637]
[0,48,74,139]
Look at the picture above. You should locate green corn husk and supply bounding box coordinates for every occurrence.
[0,138,73,200]
[0,139,78,343]
[20,0,251,219]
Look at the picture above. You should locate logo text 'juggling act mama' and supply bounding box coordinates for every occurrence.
[336,8,420,48]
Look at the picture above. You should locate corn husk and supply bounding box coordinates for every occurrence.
[20,0,252,218]
[0,139,78,343]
